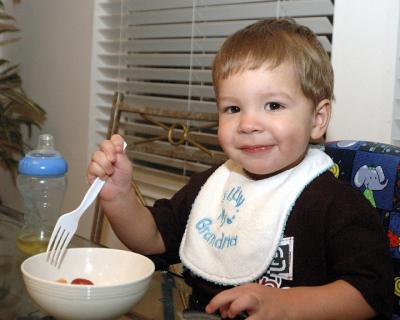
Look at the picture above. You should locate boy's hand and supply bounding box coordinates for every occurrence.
[206,280,376,319]
[87,134,133,201]
[206,284,290,320]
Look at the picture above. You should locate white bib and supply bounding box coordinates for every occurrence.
[179,148,333,285]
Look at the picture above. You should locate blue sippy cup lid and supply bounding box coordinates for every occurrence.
[18,134,68,177]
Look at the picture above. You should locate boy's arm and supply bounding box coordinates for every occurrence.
[100,185,166,255]
[88,134,166,255]
[206,279,375,319]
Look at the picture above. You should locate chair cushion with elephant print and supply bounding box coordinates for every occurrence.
[323,140,400,318]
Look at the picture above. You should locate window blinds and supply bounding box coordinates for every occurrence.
[90,0,334,204]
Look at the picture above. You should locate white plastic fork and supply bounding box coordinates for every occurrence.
[46,141,127,267]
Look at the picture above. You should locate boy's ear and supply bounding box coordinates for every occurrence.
[310,99,331,140]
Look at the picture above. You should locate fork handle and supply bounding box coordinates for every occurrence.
[77,177,106,217]
[77,141,127,218]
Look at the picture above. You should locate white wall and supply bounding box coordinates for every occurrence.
[329,0,400,143]
[1,0,399,240]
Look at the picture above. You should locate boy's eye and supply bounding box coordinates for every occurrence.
[224,106,240,113]
[264,102,283,111]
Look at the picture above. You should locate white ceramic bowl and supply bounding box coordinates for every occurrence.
[21,247,155,320]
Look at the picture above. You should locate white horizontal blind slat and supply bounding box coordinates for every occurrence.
[127,17,332,39]
[99,80,215,98]
[99,53,215,68]
[92,0,334,203]
[128,0,280,12]
[101,35,332,53]
[95,93,217,111]
[127,1,333,25]
[134,165,190,205]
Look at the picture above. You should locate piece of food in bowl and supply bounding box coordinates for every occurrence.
[55,277,67,284]
[55,277,94,285]
[71,278,94,285]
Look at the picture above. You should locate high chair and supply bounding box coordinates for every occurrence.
[323,140,400,318]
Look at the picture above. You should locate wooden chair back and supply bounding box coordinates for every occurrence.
[91,91,226,243]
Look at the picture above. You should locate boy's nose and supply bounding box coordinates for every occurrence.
[238,113,263,134]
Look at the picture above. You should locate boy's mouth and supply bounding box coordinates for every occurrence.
[239,145,273,153]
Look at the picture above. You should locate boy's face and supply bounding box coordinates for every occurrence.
[217,62,330,178]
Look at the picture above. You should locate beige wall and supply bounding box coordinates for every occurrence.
[1,0,96,237]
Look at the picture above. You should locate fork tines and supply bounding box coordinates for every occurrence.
[46,224,72,268]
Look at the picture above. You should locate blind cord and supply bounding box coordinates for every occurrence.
[117,0,125,95]
[188,0,196,113]
[276,0,281,19]
[183,0,197,177]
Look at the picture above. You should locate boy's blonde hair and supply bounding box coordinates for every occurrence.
[212,18,334,107]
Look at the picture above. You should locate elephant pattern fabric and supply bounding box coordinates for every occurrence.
[323,140,400,317]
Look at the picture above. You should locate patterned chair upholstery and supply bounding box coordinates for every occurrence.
[323,140,400,318]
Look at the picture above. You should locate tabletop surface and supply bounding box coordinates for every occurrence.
[0,205,195,320]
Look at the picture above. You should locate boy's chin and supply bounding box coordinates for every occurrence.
[243,168,278,180]
[242,163,294,180]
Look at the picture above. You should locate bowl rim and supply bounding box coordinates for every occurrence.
[20,247,155,288]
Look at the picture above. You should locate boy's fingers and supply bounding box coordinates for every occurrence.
[91,150,114,175]
[226,294,257,318]
[206,287,259,318]
[206,287,241,313]
[88,160,110,180]
[100,139,121,163]
[110,134,125,152]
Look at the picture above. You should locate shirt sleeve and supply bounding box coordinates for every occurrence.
[325,180,394,318]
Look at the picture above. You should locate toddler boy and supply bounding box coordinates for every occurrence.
[88,19,393,319]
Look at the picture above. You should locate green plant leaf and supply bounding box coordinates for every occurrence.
[0,1,45,176]
[2,90,46,115]
[0,12,15,21]
[0,63,19,78]
[0,23,18,33]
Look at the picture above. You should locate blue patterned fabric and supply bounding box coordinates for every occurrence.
[323,140,400,317]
